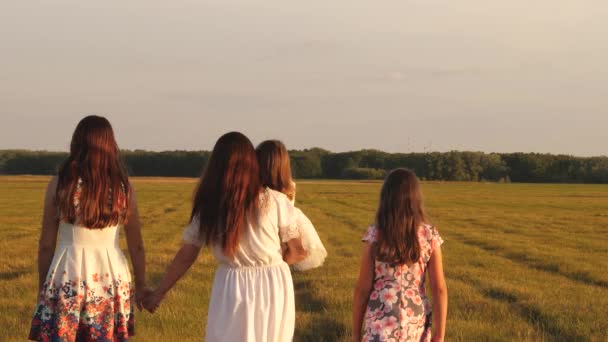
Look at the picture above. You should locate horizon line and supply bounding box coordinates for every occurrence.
[1,148,606,159]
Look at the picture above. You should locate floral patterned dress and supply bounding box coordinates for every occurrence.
[361,224,444,342]
[29,180,134,342]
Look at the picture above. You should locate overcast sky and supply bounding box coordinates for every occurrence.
[1,0,606,156]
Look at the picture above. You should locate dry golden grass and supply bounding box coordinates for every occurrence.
[1,176,607,341]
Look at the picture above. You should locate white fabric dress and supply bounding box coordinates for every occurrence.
[29,223,134,341]
[182,188,300,342]
[289,184,328,272]
[29,179,134,342]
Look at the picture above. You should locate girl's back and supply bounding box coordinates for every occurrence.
[353,168,447,342]
[29,116,143,342]
[361,224,443,341]
[30,180,135,342]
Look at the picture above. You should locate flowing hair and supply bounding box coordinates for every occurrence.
[56,115,130,228]
[256,140,295,200]
[191,132,262,257]
[374,168,427,264]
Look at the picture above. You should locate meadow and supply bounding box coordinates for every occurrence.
[1,176,607,341]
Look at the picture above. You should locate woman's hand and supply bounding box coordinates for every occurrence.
[142,288,164,313]
[283,236,309,265]
[142,244,201,313]
[135,286,153,311]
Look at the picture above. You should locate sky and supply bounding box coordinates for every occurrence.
[1,0,607,156]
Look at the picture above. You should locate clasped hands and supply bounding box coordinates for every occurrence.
[135,287,164,313]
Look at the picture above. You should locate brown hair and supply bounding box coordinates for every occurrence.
[56,115,130,228]
[374,168,427,264]
[191,132,262,257]
[256,140,295,200]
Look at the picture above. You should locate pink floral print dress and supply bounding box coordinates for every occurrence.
[29,179,134,341]
[361,224,444,342]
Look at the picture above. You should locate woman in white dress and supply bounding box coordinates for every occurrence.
[28,115,147,341]
[143,132,308,342]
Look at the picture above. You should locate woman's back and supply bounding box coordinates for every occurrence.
[187,188,299,342]
[184,188,298,267]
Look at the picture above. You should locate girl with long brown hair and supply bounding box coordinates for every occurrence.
[143,132,307,341]
[352,169,448,342]
[29,115,147,342]
[256,140,327,270]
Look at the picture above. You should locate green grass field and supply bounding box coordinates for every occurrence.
[1,176,607,341]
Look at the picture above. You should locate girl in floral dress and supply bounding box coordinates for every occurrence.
[29,115,147,342]
[256,140,327,271]
[352,169,447,342]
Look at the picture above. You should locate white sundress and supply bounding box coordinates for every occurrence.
[28,223,134,341]
[183,188,300,342]
[29,180,134,342]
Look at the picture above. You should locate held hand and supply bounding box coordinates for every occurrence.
[142,288,164,313]
[135,287,153,311]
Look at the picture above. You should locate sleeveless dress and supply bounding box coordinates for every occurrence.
[29,181,134,342]
[361,224,444,342]
[182,188,299,342]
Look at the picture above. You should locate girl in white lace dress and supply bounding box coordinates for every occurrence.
[143,132,308,342]
[256,140,327,271]
[28,116,147,342]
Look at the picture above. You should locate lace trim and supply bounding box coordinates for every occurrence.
[279,222,300,242]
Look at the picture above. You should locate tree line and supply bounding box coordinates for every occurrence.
[1,149,607,183]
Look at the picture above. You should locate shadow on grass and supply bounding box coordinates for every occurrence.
[454,273,588,341]
[294,279,325,313]
[308,202,363,231]
[294,317,349,342]
[148,271,165,285]
[0,269,29,281]
[293,279,349,341]
[454,233,608,288]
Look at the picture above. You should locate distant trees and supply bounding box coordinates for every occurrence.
[122,150,210,177]
[1,150,67,175]
[341,167,386,180]
[1,149,607,183]
[289,148,327,178]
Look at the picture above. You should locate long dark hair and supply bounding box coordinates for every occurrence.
[56,115,130,228]
[256,140,295,200]
[375,168,427,264]
[191,132,262,257]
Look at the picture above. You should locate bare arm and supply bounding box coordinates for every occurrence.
[352,243,374,342]
[143,243,201,312]
[283,236,308,265]
[428,246,448,342]
[38,177,60,291]
[123,187,147,308]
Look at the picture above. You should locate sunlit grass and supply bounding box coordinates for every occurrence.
[1,176,606,341]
